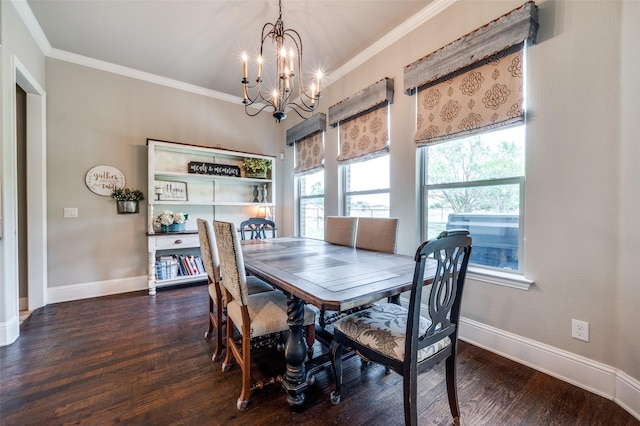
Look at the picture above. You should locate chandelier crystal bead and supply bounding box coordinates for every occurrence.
[241,0,321,123]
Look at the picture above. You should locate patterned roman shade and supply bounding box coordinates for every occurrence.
[415,49,524,145]
[293,132,324,175]
[336,106,389,163]
[328,78,394,164]
[286,113,326,176]
[404,1,538,145]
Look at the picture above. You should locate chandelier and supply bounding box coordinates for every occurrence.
[242,0,321,123]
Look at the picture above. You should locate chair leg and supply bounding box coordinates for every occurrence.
[445,354,461,425]
[211,308,224,362]
[305,324,315,360]
[221,317,234,372]
[403,366,418,426]
[237,331,251,410]
[329,340,344,404]
[319,308,327,329]
[205,296,214,338]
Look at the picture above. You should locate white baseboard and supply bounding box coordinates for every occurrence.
[459,316,640,421]
[0,315,20,346]
[47,276,149,304]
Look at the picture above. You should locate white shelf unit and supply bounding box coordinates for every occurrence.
[146,139,276,295]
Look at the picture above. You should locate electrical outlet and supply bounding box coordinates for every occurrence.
[571,319,589,342]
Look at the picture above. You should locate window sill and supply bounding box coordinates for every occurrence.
[467,266,533,291]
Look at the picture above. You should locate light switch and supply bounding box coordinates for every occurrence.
[63,207,78,218]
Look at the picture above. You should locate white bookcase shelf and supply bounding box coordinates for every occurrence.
[146,139,276,295]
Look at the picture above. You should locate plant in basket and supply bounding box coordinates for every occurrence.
[242,158,272,178]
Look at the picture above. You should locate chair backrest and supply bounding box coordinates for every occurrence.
[355,217,399,253]
[239,218,276,240]
[196,218,221,284]
[406,229,472,363]
[324,216,358,247]
[213,221,250,306]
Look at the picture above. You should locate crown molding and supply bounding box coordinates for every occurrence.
[14,0,456,105]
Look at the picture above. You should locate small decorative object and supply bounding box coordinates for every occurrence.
[253,185,260,202]
[261,183,268,203]
[188,161,241,177]
[242,158,272,179]
[86,165,125,196]
[111,187,145,214]
[154,210,189,233]
[155,180,188,201]
[154,185,164,201]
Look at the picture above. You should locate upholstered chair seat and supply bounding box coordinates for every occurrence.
[332,303,451,363]
[226,290,316,339]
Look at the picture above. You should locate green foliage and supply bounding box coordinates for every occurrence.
[242,158,272,174]
[427,133,523,213]
[111,188,145,201]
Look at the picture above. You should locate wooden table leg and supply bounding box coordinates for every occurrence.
[282,294,308,408]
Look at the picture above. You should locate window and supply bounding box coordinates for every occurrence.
[344,155,390,217]
[423,126,525,272]
[298,170,324,239]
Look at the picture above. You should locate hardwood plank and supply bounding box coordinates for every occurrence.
[1,286,637,426]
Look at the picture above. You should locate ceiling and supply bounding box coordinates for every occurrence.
[23,0,446,103]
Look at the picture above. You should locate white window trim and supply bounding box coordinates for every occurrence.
[467,266,533,291]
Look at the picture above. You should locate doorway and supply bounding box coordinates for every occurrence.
[15,59,47,315]
[16,84,28,320]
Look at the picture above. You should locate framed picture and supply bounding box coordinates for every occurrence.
[155,180,188,201]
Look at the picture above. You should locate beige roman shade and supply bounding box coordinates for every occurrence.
[328,78,394,164]
[414,49,524,145]
[404,1,539,146]
[293,132,324,175]
[336,106,389,163]
[286,113,326,176]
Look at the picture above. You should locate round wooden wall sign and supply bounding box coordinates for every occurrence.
[85,165,125,196]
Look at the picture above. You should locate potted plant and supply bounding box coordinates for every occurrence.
[153,210,189,232]
[242,157,272,179]
[111,187,145,214]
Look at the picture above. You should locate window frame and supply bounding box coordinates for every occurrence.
[296,170,325,239]
[342,154,390,218]
[420,134,532,290]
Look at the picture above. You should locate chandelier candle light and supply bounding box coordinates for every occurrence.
[242,0,322,123]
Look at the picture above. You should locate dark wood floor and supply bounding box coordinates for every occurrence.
[1,284,638,426]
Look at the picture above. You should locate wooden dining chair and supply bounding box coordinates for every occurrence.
[239,218,276,240]
[324,216,358,247]
[355,217,399,253]
[213,220,316,410]
[329,230,472,426]
[320,217,400,328]
[197,218,274,362]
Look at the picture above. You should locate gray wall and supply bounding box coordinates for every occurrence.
[283,0,640,380]
[45,59,283,286]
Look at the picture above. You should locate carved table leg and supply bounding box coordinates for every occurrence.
[282,294,308,408]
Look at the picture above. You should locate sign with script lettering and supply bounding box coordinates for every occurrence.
[85,165,125,196]
[188,162,240,177]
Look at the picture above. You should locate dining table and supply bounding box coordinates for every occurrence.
[240,237,437,409]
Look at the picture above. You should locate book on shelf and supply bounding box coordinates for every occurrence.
[194,256,206,275]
